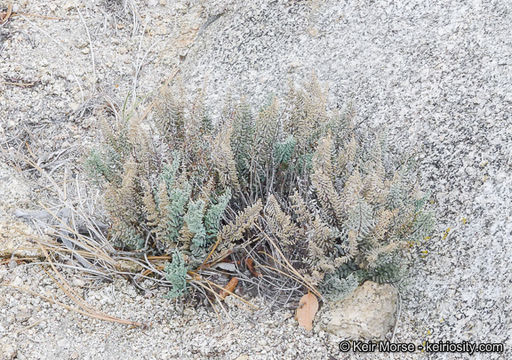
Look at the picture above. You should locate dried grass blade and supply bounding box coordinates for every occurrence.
[2,284,144,327]
[254,224,321,298]
[33,239,145,327]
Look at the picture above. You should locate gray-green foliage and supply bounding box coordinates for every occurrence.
[164,250,188,299]
[310,148,434,301]
[185,200,207,257]
[204,188,231,241]
[321,272,360,302]
[161,152,181,189]
[162,183,191,247]
[274,135,296,166]
[86,77,434,303]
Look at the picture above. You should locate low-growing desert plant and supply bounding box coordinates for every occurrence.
[86,77,434,303]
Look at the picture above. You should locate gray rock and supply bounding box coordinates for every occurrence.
[320,281,397,339]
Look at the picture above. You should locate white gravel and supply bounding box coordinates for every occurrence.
[1,0,511,359]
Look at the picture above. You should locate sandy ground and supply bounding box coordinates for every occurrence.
[1,0,511,359]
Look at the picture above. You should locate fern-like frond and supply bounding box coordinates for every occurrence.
[142,179,159,229]
[216,199,263,252]
[204,188,231,242]
[211,124,240,190]
[311,160,344,224]
[184,200,207,257]
[342,167,364,211]
[274,135,296,166]
[164,249,188,298]
[336,135,357,176]
[264,194,297,247]
[289,190,312,225]
[345,199,374,244]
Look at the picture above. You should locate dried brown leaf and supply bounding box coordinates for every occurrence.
[219,277,239,300]
[295,292,319,331]
[245,257,261,277]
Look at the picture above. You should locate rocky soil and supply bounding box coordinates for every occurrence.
[1,0,511,359]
